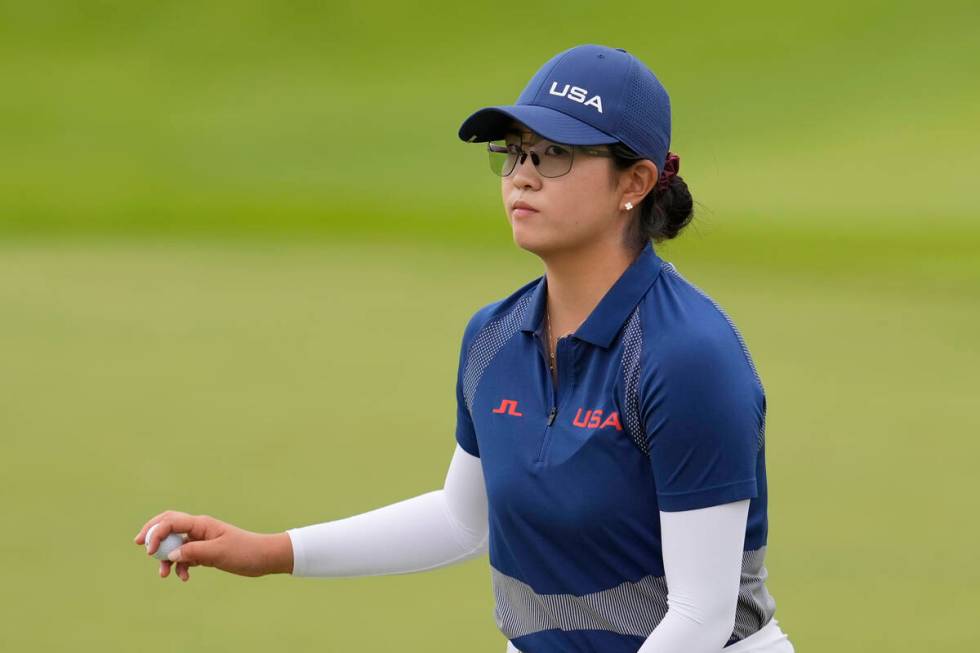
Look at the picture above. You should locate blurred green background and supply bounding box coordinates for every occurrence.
[1,1,977,651]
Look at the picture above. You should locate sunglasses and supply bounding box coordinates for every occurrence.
[487,138,615,178]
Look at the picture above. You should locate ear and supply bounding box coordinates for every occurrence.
[620,160,659,209]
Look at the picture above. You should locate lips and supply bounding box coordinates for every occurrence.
[512,200,539,216]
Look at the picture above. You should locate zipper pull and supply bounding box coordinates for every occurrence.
[547,406,557,426]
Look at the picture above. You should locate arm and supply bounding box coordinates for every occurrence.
[285,443,488,577]
[637,500,749,652]
[631,316,764,647]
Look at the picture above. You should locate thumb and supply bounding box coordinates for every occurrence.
[168,539,217,566]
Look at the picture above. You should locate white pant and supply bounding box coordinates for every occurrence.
[504,618,794,653]
[721,619,794,653]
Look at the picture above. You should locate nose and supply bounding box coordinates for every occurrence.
[509,151,542,191]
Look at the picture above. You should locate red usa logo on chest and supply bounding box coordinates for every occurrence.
[572,408,623,431]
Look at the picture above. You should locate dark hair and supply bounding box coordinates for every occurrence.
[606,142,694,245]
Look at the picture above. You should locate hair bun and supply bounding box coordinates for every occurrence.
[654,172,694,240]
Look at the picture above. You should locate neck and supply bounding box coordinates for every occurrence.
[542,239,642,337]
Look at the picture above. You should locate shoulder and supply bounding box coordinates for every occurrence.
[632,262,766,457]
[460,276,540,349]
[638,261,763,391]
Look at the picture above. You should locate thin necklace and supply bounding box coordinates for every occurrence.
[545,308,583,372]
[545,309,557,372]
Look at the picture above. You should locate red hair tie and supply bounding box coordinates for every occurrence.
[657,151,680,192]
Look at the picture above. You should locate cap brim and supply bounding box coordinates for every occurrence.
[457,104,619,146]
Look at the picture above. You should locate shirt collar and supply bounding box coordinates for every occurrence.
[519,241,664,349]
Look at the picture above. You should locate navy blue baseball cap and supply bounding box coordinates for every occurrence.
[457,44,671,174]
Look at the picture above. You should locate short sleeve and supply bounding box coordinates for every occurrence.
[454,313,481,458]
[641,328,764,512]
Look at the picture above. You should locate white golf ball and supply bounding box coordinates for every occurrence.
[146,523,186,561]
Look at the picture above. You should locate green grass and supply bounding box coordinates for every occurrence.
[0,227,977,650]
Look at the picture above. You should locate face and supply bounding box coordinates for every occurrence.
[497,121,633,257]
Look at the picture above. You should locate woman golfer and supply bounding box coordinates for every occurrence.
[135,44,795,652]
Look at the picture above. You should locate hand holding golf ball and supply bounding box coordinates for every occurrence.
[134,510,295,581]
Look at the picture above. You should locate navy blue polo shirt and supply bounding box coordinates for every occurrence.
[454,242,776,652]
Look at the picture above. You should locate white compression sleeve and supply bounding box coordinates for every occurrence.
[286,444,489,577]
[637,499,751,652]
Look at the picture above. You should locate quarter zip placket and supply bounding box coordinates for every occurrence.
[535,333,569,464]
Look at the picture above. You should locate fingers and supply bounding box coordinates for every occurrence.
[145,522,177,557]
[137,511,217,556]
[134,511,171,545]
[157,558,190,581]
[138,511,183,554]
[168,540,215,567]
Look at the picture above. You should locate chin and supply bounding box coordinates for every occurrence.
[511,225,543,254]
[512,224,569,257]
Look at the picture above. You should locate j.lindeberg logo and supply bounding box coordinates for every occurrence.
[548,81,603,113]
[492,399,523,416]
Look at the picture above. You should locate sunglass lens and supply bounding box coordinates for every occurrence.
[538,144,573,177]
[488,140,518,176]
